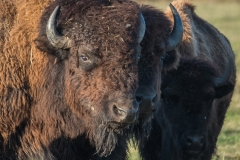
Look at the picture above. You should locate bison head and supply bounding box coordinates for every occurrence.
[157,58,234,159]
[132,4,183,137]
[35,0,146,156]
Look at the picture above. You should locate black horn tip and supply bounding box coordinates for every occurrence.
[169,3,179,17]
[166,3,184,52]
[169,3,175,11]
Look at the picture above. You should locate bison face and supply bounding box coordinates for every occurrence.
[35,0,146,156]
[133,4,183,134]
[158,58,234,159]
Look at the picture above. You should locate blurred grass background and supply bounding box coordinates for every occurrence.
[128,0,240,159]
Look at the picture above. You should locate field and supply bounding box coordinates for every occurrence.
[128,0,240,159]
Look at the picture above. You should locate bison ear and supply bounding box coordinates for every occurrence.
[34,38,69,60]
[162,49,180,73]
[215,82,234,98]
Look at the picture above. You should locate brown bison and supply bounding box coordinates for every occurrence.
[139,0,236,160]
[46,3,184,160]
[0,0,150,159]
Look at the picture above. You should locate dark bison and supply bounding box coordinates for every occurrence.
[132,2,184,140]
[0,0,149,159]
[44,3,185,160]
[139,1,236,160]
[140,58,234,160]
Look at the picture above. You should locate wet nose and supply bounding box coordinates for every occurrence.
[112,104,138,124]
[135,87,158,110]
[184,133,205,154]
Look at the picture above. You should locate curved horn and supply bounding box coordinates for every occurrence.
[138,13,146,43]
[46,5,72,49]
[166,3,184,52]
[214,59,232,88]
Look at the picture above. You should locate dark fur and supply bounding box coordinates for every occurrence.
[132,3,180,141]
[139,1,236,160]
[0,0,144,159]
[138,4,179,95]
[140,58,234,160]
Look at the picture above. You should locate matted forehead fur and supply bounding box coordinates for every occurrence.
[35,0,140,111]
[37,0,140,58]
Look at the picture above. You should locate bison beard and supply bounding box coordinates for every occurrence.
[90,123,119,156]
[93,125,118,156]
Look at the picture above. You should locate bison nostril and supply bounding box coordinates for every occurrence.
[151,94,158,111]
[113,105,125,116]
[112,105,137,124]
[136,96,143,104]
[183,134,206,155]
[185,134,205,148]
[186,138,192,146]
[152,94,158,104]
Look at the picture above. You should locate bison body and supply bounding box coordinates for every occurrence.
[0,0,148,159]
[139,1,236,160]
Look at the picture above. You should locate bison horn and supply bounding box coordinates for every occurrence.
[166,3,184,52]
[138,13,146,43]
[214,59,232,88]
[46,5,72,49]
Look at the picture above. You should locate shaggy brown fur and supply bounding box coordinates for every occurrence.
[0,0,144,159]
[0,0,17,52]
[139,0,236,159]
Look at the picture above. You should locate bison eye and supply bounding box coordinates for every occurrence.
[80,55,90,62]
[209,98,214,104]
[162,94,172,105]
[161,55,165,60]
[165,98,172,104]
[205,96,214,104]
[137,54,141,62]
